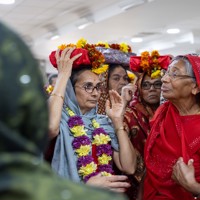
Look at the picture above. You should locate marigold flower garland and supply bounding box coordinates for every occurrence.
[140,50,161,78]
[58,38,109,75]
[95,41,132,53]
[66,107,113,182]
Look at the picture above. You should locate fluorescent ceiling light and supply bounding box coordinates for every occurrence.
[50,35,60,40]
[0,0,15,4]
[131,37,143,43]
[167,28,180,34]
[77,22,93,30]
[120,0,145,11]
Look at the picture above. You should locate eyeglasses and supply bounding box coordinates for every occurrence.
[162,71,195,80]
[75,83,103,94]
[141,81,162,90]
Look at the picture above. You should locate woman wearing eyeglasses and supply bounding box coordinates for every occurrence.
[47,40,136,192]
[143,55,200,199]
[121,51,171,199]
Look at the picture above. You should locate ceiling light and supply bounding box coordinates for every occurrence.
[131,37,143,43]
[77,22,93,30]
[166,28,180,34]
[120,0,145,11]
[50,35,60,40]
[0,0,15,4]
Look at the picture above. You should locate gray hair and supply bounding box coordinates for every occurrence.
[171,56,196,82]
[171,56,200,103]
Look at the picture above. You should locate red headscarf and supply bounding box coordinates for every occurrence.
[185,55,200,88]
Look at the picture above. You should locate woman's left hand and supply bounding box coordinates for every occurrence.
[172,157,199,194]
[105,90,124,121]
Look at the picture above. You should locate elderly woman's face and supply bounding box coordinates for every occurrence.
[108,66,129,94]
[140,75,162,105]
[161,60,196,101]
[74,70,102,114]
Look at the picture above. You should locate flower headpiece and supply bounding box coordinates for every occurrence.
[95,41,136,66]
[130,50,171,78]
[49,38,108,74]
[127,70,137,83]
[95,41,132,53]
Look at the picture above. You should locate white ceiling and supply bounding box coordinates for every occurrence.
[1,0,200,73]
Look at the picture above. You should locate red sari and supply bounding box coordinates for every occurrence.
[144,101,200,200]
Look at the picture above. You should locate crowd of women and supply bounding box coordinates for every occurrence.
[1,21,200,200]
[43,37,200,200]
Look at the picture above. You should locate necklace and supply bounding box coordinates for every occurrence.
[66,107,113,182]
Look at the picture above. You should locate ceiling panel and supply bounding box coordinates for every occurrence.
[1,0,200,73]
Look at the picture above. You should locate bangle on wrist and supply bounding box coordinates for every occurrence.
[50,93,64,101]
[116,126,124,132]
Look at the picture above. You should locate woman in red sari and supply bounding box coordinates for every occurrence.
[144,55,200,200]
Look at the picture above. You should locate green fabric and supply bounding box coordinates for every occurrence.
[0,22,127,200]
[0,22,48,156]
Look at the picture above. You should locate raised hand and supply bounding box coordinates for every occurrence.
[121,83,137,107]
[55,47,82,78]
[105,90,125,121]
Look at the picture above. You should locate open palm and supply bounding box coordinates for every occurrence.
[105,90,125,120]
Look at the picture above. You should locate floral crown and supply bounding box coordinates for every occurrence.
[127,70,136,83]
[95,41,132,53]
[130,50,171,78]
[49,38,109,74]
[95,41,136,66]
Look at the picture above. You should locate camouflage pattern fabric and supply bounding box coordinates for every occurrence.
[0,22,127,200]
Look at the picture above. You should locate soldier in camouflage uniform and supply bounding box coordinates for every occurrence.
[0,22,127,200]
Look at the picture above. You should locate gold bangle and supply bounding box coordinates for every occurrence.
[116,126,124,132]
[50,93,64,101]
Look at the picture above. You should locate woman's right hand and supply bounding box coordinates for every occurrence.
[86,173,130,193]
[55,47,82,78]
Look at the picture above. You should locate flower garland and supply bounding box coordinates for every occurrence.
[95,41,132,53]
[127,70,136,83]
[57,38,109,74]
[66,107,113,182]
[140,50,161,78]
